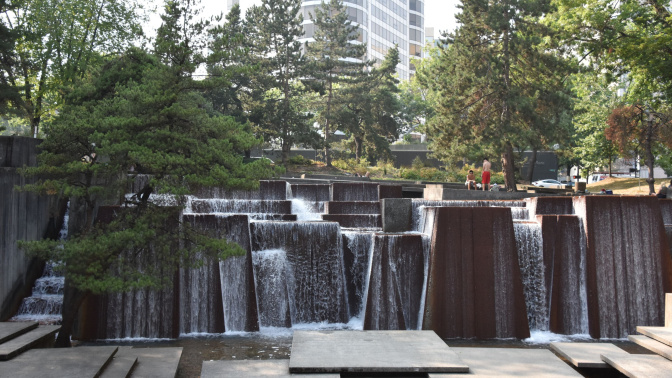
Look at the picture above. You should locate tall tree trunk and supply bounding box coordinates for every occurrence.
[282,140,290,165]
[324,79,333,167]
[646,113,655,194]
[55,282,88,347]
[354,136,362,162]
[502,142,517,192]
[526,148,537,183]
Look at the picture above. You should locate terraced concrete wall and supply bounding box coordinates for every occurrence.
[0,136,58,320]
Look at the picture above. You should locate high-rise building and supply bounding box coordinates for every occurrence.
[300,0,425,80]
[227,0,240,12]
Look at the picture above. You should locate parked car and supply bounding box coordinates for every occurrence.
[532,179,565,188]
[560,180,575,187]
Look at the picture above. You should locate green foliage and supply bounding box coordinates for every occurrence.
[399,167,449,182]
[305,0,368,166]
[19,206,245,295]
[288,155,312,165]
[411,156,425,170]
[417,0,575,190]
[17,1,273,343]
[336,47,401,164]
[240,0,319,163]
[331,158,370,174]
[571,72,621,173]
[1,0,145,137]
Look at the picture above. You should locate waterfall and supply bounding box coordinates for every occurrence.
[511,207,530,221]
[342,231,375,319]
[291,199,323,221]
[11,203,69,324]
[189,199,291,214]
[363,234,426,330]
[252,249,291,327]
[179,254,222,335]
[513,221,548,331]
[412,199,528,231]
[250,221,349,325]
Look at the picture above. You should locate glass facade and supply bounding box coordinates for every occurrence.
[300,0,424,80]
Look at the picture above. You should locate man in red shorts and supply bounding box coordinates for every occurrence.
[482,158,491,191]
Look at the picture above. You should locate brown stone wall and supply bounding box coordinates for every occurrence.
[574,196,672,338]
[423,207,530,339]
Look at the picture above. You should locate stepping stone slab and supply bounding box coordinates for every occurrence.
[628,335,672,361]
[637,326,672,347]
[288,330,468,374]
[0,325,60,360]
[601,353,672,378]
[0,322,38,344]
[0,345,117,378]
[428,348,583,377]
[201,360,339,378]
[115,347,182,378]
[100,346,137,378]
[550,342,630,368]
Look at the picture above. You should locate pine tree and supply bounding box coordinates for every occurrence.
[418,0,573,191]
[305,0,367,167]
[247,0,319,164]
[19,0,273,347]
[338,47,401,162]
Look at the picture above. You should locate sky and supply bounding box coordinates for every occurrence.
[146,0,460,37]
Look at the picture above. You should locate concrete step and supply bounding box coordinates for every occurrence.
[629,335,672,361]
[202,360,338,378]
[549,342,629,368]
[430,348,583,377]
[0,322,38,344]
[324,201,381,215]
[114,347,182,378]
[637,326,672,347]
[601,353,672,378]
[0,325,59,361]
[0,345,117,378]
[322,214,381,228]
[100,346,138,378]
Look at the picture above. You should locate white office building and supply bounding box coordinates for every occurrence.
[300,0,425,80]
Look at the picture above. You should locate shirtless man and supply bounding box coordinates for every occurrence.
[482,158,491,191]
[466,170,476,190]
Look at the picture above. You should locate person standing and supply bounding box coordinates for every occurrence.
[482,158,491,191]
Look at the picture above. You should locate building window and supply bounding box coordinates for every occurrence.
[409,43,422,57]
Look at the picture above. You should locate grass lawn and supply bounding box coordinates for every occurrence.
[585,177,671,195]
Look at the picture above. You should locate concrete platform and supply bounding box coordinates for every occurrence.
[201,360,339,378]
[0,325,59,360]
[288,330,468,374]
[629,335,672,361]
[637,326,672,347]
[0,345,117,378]
[0,322,38,344]
[550,342,630,368]
[601,353,672,377]
[429,348,583,377]
[115,347,182,378]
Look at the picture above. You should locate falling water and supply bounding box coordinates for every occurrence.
[291,199,323,221]
[412,200,528,230]
[190,199,291,215]
[250,221,349,325]
[363,234,426,330]
[342,231,375,318]
[11,204,69,324]
[252,249,291,327]
[511,207,530,221]
[513,221,548,331]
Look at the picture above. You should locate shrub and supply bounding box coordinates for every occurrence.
[289,155,311,165]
